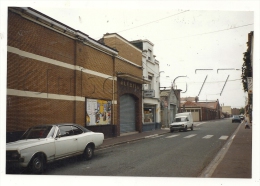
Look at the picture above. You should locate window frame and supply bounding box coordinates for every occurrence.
[58,125,74,138]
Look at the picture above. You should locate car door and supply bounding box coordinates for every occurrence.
[54,125,78,158]
[72,125,91,153]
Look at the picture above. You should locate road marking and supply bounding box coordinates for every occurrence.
[195,122,206,126]
[203,135,214,139]
[145,134,158,138]
[150,135,162,138]
[232,135,235,140]
[146,134,229,140]
[184,134,197,138]
[166,134,180,138]
[219,135,229,140]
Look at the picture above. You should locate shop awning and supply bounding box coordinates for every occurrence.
[117,73,150,84]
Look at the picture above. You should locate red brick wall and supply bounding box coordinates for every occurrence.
[7,9,143,138]
[103,36,142,66]
[6,96,76,132]
[115,58,142,77]
[8,11,75,65]
[7,10,116,135]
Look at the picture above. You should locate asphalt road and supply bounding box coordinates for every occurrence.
[41,118,240,177]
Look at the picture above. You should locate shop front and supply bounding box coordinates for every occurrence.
[143,105,157,131]
[116,76,145,136]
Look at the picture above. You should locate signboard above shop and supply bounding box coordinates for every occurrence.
[144,89,155,97]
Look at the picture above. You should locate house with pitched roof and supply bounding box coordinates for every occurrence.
[180,99,221,122]
[160,89,182,127]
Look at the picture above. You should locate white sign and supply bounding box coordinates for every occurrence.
[144,90,155,97]
[87,99,97,125]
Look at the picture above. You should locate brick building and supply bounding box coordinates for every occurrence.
[7,7,145,141]
[160,89,181,128]
[100,33,148,135]
[231,108,241,116]
[221,106,232,116]
[180,100,221,121]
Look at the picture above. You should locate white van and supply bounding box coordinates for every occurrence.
[169,112,194,132]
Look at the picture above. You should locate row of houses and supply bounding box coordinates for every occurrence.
[6,7,221,142]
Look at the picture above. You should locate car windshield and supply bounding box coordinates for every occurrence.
[175,117,186,122]
[233,115,240,119]
[20,126,53,139]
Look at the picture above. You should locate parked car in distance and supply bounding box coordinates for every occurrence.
[232,115,241,123]
[169,112,194,132]
[6,124,104,174]
[239,115,244,120]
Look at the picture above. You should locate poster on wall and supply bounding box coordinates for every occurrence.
[86,99,112,126]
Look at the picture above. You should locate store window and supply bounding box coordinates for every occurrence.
[144,108,155,123]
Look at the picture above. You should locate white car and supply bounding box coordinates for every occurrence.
[170,112,194,132]
[6,124,104,173]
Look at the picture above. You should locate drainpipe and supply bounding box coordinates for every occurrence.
[112,55,116,135]
[73,40,77,124]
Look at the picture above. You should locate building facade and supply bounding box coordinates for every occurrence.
[131,40,161,131]
[181,100,221,121]
[221,106,232,116]
[231,108,241,116]
[160,89,181,127]
[100,33,148,135]
[6,8,146,141]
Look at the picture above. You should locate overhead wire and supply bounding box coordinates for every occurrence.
[117,10,190,33]
[159,78,242,84]
[165,23,254,40]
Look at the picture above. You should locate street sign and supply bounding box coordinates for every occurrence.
[144,89,155,97]
[247,77,253,94]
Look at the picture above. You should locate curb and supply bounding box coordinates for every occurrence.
[97,130,170,150]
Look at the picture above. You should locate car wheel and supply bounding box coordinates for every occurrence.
[30,154,45,174]
[191,124,193,131]
[184,125,187,132]
[170,129,174,133]
[83,145,94,160]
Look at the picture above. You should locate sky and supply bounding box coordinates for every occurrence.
[1,1,258,108]
[26,1,256,108]
[27,4,255,108]
[0,1,259,186]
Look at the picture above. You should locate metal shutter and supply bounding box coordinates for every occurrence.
[120,94,136,133]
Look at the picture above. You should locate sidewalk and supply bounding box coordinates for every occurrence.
[97,121,252,178]
[211,122,252,178]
